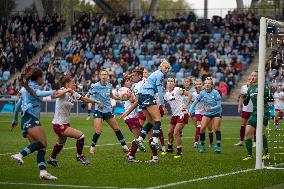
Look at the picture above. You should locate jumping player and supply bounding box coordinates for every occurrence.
[135,60,171,162]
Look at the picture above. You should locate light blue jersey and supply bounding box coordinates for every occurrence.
[89,83,96,99]
[139,70,165,105]
[189,86,196,94]
[13,81,54,121]
[189,89,222,116]
[89,81,112,113]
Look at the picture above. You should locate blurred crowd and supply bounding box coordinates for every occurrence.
[1,10,259,98]
[0,14,65,95]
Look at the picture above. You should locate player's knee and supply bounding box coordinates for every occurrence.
[77,134,85,140]
[154,121,161,127]
[214,127,221,132]
[57,142,65,146]
[174,131,180,138]
[113,128,120,132]
[41,141,47,149]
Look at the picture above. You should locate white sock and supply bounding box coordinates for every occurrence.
[153,137,158,143]
[137,136,143,141]
[152,156,158,160]
[40,170,47,175]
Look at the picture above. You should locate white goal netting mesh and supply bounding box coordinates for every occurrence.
[264,22,284,169]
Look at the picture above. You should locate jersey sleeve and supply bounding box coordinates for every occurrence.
[189,91,203,113]
[195,91,204,102]
[73,91,82,100]
[164,92,169,101]
[174,87,185,96]
[36,90,55,97]
[155,72,164,86]
[89,84,98,96]
[12,97,22,124]
[240,86,246,95]
[210,91,222,110]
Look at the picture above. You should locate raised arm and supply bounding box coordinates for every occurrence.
[119,95,139,119]
[80,96,104,109]
[11,98,22,128]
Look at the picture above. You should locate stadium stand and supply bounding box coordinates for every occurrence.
[0,10,259,98]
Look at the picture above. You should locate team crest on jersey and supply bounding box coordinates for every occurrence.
[134,89,138,95]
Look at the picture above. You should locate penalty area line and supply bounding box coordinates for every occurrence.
[145,168,256,189]
[0,136,238,156]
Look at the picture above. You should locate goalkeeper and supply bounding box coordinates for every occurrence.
[243,71,273,161]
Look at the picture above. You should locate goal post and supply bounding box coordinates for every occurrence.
[257,17,284,169]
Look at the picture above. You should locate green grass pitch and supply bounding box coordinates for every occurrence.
[0,114,284,189]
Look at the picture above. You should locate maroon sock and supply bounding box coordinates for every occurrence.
[129,141,138,157]
[254,130,256,142]
[209,132,214,144]
[194,127,200,142]
[168,143,173,150]
[275,119,280,125]
[177,147,182,155]
[51,143,64,159]
[149,138,158,156]
[240,126,245,141]
[159,128,165,146]
[76,138,84,155]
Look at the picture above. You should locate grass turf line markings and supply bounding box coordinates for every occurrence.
[0,136,239,156]
[145,168,256,189]
[0,168,256,189]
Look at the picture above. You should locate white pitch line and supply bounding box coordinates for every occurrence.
[0,136,239,156]
[145,168,256,189]
[0,181,138,189]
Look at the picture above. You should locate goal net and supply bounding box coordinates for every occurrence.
[257,17,284,169]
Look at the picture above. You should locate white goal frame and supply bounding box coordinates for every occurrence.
[257,17,284,169]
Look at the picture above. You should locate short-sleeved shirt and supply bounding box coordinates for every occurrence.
[192,89,222,116]
[164,87,185,117]
[89,82,112,113]
[133,79,146,111]
[52,89,82,124]
[191,91,205,115]
[139,70,164,97]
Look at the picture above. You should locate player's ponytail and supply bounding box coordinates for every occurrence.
[25,67,43,82]
[121,75,130,87]
[21,68,44,97]
[132,67,144,79]
[60,77,72,88]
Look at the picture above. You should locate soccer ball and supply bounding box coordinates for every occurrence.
[118,87,131,101]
